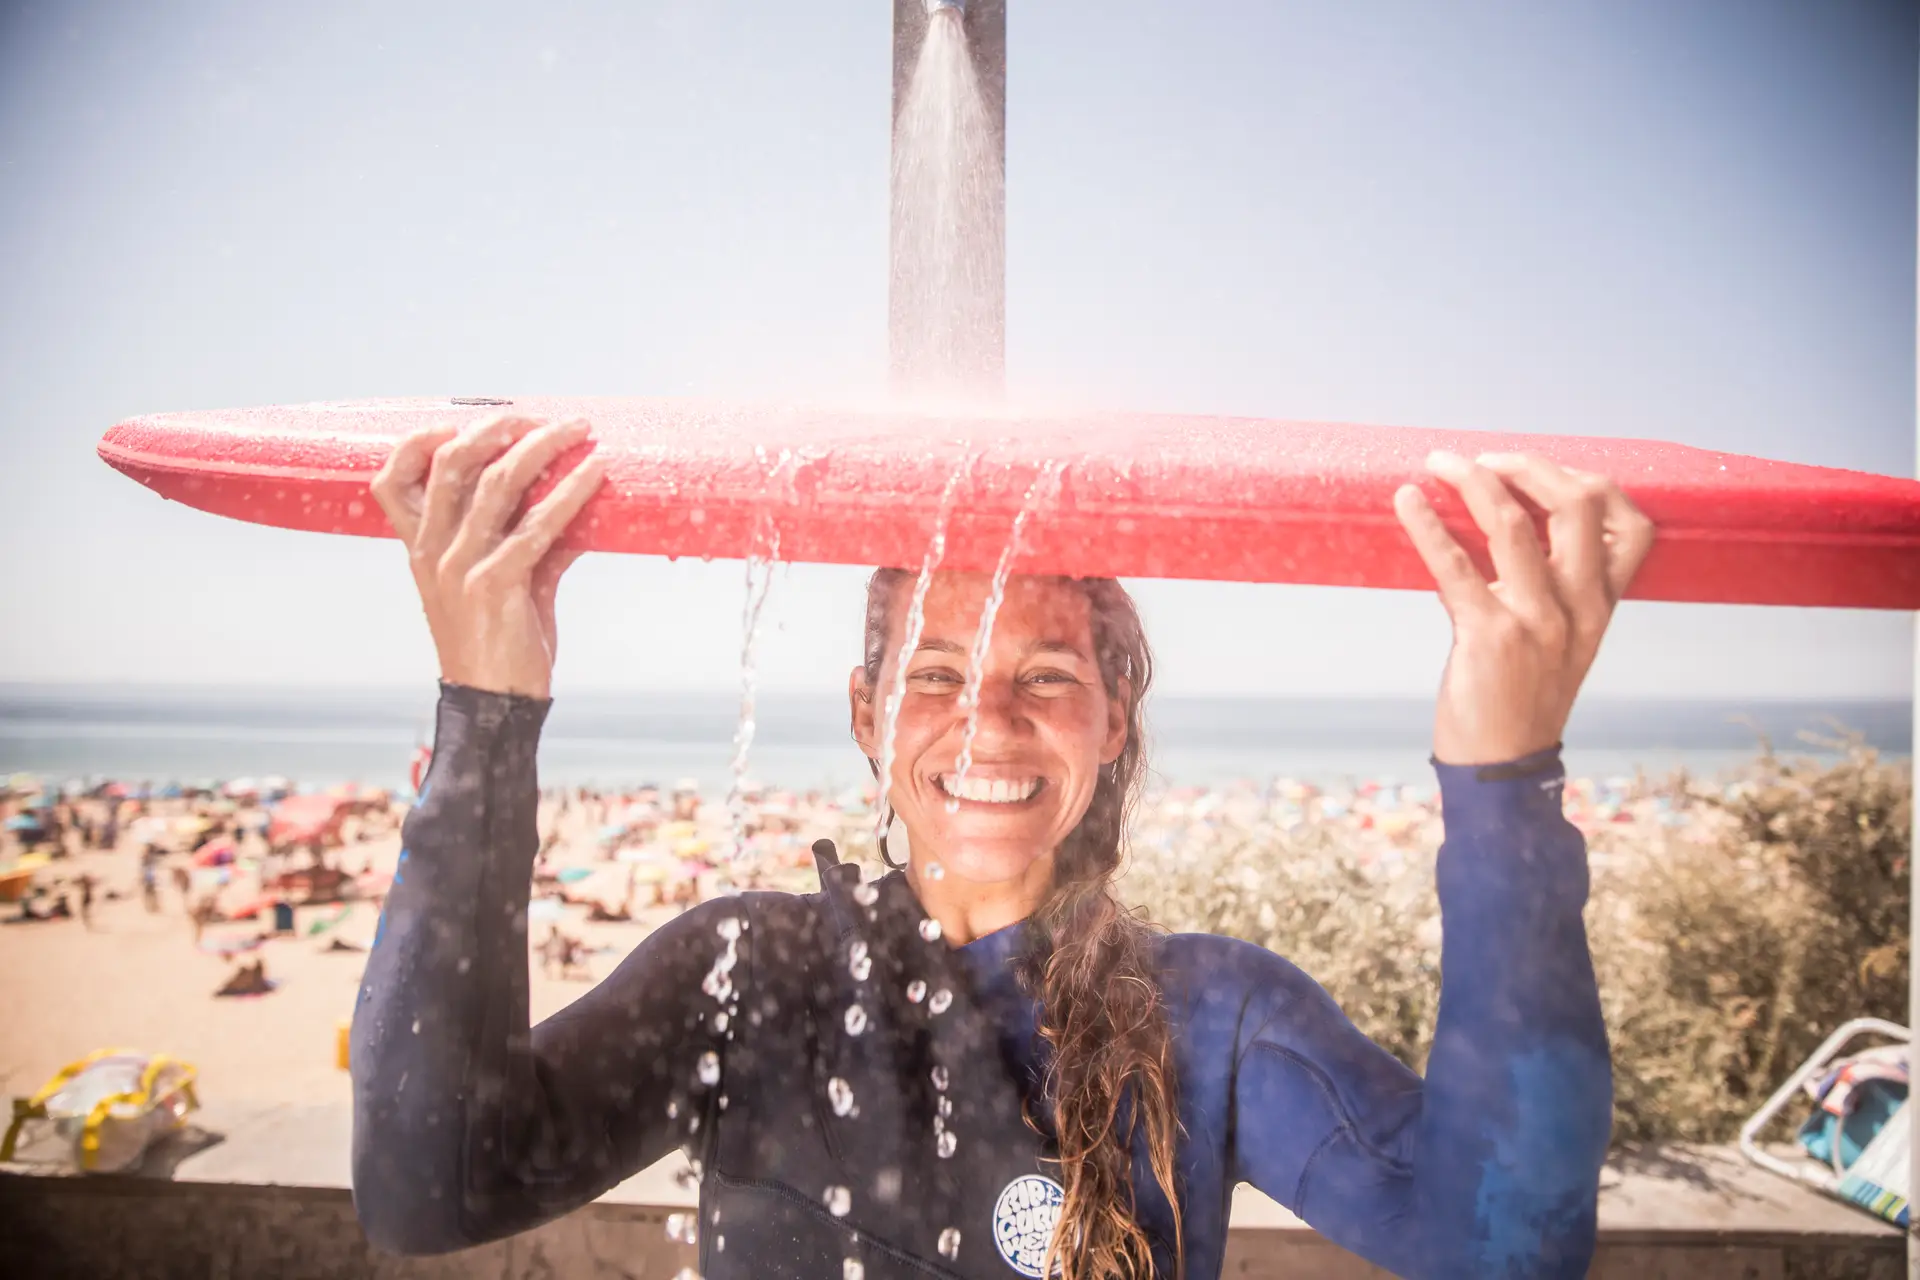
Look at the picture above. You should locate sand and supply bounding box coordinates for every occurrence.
[0,796,848,1112]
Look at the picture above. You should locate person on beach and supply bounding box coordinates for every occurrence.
[351,414,1655,1280]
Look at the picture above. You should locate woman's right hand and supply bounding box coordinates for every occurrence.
[370,413,607,700]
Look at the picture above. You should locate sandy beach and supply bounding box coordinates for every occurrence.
[0,781,875,1115]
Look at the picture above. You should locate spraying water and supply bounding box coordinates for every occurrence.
[725,541,779,863]
[947,461,1067,813]
[890,5,1003,397]
[873,458,974,847]
[726,449,794,864]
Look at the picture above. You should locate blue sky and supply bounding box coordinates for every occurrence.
[0,0,1913,698]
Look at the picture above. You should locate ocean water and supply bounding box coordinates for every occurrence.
[0,685,1907,793]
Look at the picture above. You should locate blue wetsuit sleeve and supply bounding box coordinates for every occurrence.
[1231,747,1610,1279]
[350,684,740,1254]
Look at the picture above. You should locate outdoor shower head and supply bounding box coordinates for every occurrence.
[925,0,965,14]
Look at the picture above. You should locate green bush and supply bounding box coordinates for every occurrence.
[1122,741,1912,1146]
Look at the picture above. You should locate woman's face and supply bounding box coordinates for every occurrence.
[850,572,1129,885]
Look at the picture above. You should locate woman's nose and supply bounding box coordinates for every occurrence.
[961,676,1028,743]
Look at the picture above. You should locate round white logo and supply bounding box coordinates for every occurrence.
[992,1174,1064,1278]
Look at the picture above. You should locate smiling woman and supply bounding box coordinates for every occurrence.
[349,412,1651,1280]
[852,570,1180,1277]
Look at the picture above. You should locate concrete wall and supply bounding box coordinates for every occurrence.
[2,1171,1901,1280]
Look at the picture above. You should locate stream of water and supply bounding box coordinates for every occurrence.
[874,458,976,851]
[948,461,1067,813]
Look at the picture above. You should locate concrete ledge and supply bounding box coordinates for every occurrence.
[2,1101,1902,1279]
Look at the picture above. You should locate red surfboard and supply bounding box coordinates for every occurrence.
[97,396,1920,609]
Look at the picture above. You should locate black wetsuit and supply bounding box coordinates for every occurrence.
[352,684,1609,1278]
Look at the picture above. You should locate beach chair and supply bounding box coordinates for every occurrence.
[1739,1017,1910,1227]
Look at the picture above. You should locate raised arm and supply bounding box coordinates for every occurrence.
[1233,451,1653,1276]
[351,684,740,1253]
[1228,745,1608,1278]
[350,415,740,1252]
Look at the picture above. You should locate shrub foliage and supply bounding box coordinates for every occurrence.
[1123,741,1911,1145]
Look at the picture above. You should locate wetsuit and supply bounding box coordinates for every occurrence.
[352,684,1610,1279]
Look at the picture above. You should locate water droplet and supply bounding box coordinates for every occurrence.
[673,1269,701,1280]
[667,1100,680,1119]
[828,1077,855,1117]
[931,1064,949,1091]
[925,860,946,880]
[824,1185,851,1217]
[715,1235,725,1252]
[853,882,878,907]
[936,1129,957,1158]
[697,1051,721,1086]
[456,956,471,974]
[844,1004,868,1036]
[714,1011,730,1033]
[843,1259,865,1280]
[929,988,953,1015]
[906,979,927,1004]
[848,939,871,981]
[937,1095,952,1118]
[918,918,943,942]
[411,1018,420,1034]
[716,917,742,942]
[665,1212,696,1244]
[938,1227,961,1259]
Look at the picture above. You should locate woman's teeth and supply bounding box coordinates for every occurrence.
[938,774,1040,804]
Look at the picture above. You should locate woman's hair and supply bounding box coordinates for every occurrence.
[860,569,1182,1280]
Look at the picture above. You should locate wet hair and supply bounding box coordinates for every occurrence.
[860,569,1182,1280]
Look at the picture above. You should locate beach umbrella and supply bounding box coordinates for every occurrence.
[192,840,236,868]
[269,794,347,845]
[198,930,267,957]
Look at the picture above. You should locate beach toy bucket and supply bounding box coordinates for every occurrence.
[1,1049,199,1173]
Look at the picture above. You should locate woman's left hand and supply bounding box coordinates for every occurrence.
[1394,452,1656,767]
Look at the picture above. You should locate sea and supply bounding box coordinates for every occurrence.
[0,685,1908,794]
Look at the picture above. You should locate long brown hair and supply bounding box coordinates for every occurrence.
[860,569,1182,1279]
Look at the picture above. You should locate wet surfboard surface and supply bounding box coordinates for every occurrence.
[97,396,1920,609]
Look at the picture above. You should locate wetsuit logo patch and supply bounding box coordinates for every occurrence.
[992,1174,1064,1277]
